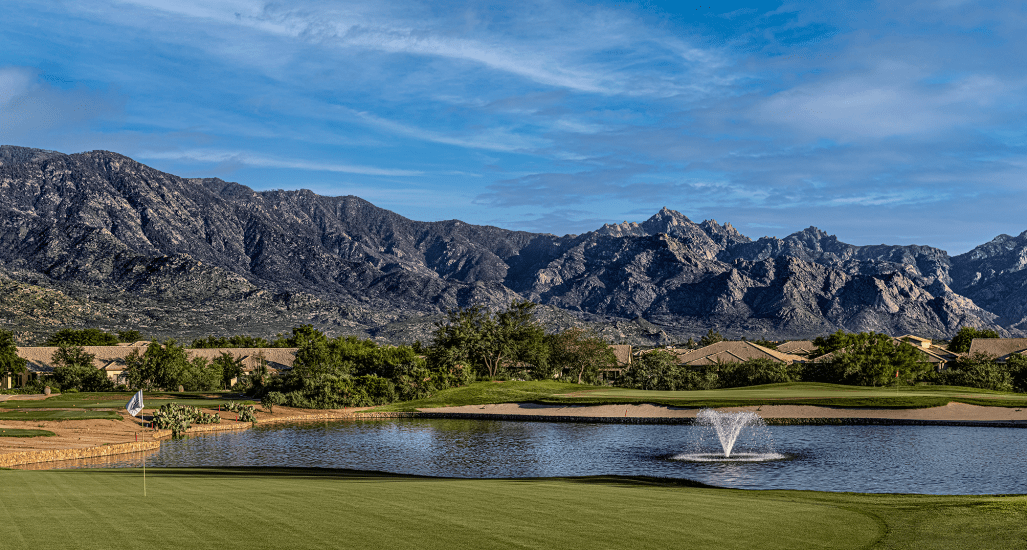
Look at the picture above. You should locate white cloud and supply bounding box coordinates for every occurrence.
[136,148,422,176]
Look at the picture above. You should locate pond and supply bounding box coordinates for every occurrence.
[37,418,1027,494]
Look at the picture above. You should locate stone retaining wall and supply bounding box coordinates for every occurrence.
[0,441,161,468]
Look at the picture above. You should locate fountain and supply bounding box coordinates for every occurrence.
[672,409,785,462]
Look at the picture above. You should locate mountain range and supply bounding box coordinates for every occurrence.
[1,145,1025,344]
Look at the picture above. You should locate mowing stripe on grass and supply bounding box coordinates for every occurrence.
[0,468,1023,549]
[0,428,55,437]
[0,410,121,421]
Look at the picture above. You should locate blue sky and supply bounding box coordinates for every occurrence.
[2,0,1025,253]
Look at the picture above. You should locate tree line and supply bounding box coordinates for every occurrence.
[2,317,1023,402]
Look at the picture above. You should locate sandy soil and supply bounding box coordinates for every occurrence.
[422,402,1027,422]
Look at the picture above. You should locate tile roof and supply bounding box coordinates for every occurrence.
[968,338,1027,361]
[776,340,816,355]
[609,344,632,366]
[672,341,804,366]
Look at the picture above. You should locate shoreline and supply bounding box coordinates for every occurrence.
[0,406,368,468]
[5,401,1027,468]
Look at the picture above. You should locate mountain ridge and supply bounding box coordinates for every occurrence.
[0,145,1021,343]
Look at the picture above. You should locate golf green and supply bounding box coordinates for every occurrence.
[0,468,1024,549]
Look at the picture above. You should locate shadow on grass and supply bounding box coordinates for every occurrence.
[74,466,721,489]
[83,466,457,482]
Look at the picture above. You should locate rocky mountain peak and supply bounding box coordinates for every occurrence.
[0,145,1024,342]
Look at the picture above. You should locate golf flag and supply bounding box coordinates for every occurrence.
[126,390,144,417]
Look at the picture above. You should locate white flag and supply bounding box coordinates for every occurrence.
[126,390,144,417]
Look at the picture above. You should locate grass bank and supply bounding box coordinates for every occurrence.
[0,410,121,421]
[370,381,1027,412]
[0,467,1023,549]
[0,428,55,437]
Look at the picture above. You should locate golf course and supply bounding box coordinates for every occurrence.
[4,382,1027,548]
[2,467,1025,550]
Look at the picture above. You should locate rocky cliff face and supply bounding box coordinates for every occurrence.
[0,145,1019,343]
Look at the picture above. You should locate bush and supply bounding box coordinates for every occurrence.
[936,353,1011,391]
[948,327,1000,353]
[222,401,258,423]
[719,358,799,388]
[261,391,285,413]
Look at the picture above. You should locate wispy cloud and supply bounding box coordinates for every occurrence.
[137,148,422,176]
[0,67,122,142]
[5,0,1027,253]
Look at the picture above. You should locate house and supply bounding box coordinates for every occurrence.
[967,338,1027,363]
[776,340,817,356]
[599,344,632,384]
[895,335,962,371]
[671,341,804,366]
[14,346,148,387]
[10,345,298,388]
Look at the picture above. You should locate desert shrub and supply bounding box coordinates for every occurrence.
[261,391,285,413]
[153,403,221,436]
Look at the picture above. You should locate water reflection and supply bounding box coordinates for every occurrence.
[29,419,1027,495]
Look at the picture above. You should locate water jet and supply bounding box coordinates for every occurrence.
[673,409,785,462]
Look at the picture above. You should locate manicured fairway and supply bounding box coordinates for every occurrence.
[0,410,121,421]
[374,381,1027,411]
[0,468,1023,549]
[0,428,55,437]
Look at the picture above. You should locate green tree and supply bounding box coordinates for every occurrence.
[46,328,118,346]
[51,344,113,392]
[178,356,223,391]
[550,328,616,384]
[812,330,858,358]
[292,336,334,378]
[429,300,545,379]
[719,358,798,388]
[190,334,272,349]
[948,326,1001,353]
[1005,354,1027,393]
[212,352,244,388]
[0,329,26,386]
[628,349,680,390]
[123,340,190,391]
[816,333,932,386]
[117,330,143,343]
[274,325,327,348]
[699,329,724,347]
[940,352,1011,391]
[261,391,285,413]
